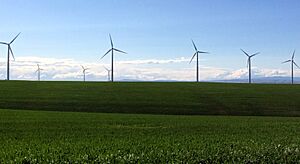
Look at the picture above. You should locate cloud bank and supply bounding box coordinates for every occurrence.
[0,56,295,81]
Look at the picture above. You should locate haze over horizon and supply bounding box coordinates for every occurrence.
[0,0,300,82]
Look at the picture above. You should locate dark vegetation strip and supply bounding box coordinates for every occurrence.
[0,80,299,116]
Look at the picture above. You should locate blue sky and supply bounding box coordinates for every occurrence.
[0,0,300,81]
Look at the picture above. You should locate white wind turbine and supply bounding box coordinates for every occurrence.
[100,34,127,82]
[0,33,21,80]
[103,66,111,81]
[241,49,260,84]
[282,50,300,84]
[189,40,209,82]
[81,65,89,82]
[36,64,43,81]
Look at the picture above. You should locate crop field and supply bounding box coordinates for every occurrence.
[0,81,299,162]
[0,81,300,116]
[0,109,299,163]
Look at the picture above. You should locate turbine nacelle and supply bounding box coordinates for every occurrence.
[81,65,89,73]
[36,64,43,72]
[241,49,259,58]
[0,32,20,46]
[103,66,111,72]
[100,48,127,60]
[0,33,21,60]
[189,40,209,64]
[282,50,300,68]
[241,49,259,68]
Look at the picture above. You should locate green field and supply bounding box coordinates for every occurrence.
[0,81,300,162]
[0,81,300,116]
[0,109,299,163]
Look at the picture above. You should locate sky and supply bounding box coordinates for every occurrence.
[0,0,300,81]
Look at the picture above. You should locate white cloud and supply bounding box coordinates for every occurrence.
[0,56,296,81]
[215,68,291,80]
[118,57,191,65]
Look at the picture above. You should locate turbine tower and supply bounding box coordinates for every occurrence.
[104,66,111,81]
[81,65,89,82]
[241,49,259,84]
[100,34,126,82]
[189,40,208,82]
[282,50,299,84]
[0,33,21,80]
[36,64,43,81]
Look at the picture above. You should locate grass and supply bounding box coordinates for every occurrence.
[0,80,300,116]
[0,109,299,163]
[1,81,299,162]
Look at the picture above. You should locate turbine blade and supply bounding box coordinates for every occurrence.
[189,52,197,64]
[292,50,296,59]
[240,49,249,57]
[10,32,21,44]
[0,42,8,45]
[293,61,300,69]
[9,46,15,61]
[109,34,113,48]
[113,48,127,54]
[191,39,197,51]
[100,49,112,59]
[103,66,109,71]
[250,52,260,57]
[282,60,291,64]
[198,51,209,54]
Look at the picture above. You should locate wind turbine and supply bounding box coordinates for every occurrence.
[81,65,89,82]
[282,50,299,84]
[0,33,21,80]
[103,66,111,81]
[241,49,259,84]
[189,40,208,82]
[100,34,127,82]
[36,64,43,81]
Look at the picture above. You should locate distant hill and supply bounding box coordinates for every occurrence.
[213,76,300,84]
[120,76,300,84]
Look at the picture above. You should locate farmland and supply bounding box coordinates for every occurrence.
[0,81,300,162]
[0,109,299,163]
[0,81,300,116]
